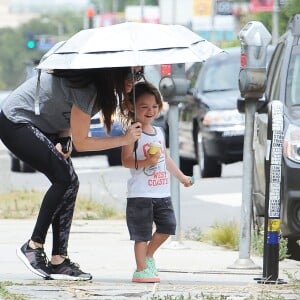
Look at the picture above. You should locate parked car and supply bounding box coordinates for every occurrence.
[178,47,244,177]
[252,14,300,260]
[71,112,123,165]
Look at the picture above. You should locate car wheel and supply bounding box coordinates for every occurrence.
[11,155,21,172]
[286,237,300,261]
[199,143,222,178]
[20,161,36,173]
[180,157,195,176]
[107,148,122,166]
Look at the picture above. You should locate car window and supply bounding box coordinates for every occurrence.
[202,58,239,92]
[266,42,285,102]
[286,45,300,106]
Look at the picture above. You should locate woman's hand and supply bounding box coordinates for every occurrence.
[55,142,72,159]
[124,122,142,144]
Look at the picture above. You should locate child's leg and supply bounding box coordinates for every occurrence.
[134,241,148,271]
[146,232,169,257]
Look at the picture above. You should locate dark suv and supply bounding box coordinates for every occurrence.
[252,14,300,259]
[179,47,244,177]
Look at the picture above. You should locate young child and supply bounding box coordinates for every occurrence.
[121,81,193,283]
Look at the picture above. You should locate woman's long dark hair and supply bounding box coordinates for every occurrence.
[52,67,131,132]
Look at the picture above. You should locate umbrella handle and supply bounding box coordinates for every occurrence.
[131,67,137,122]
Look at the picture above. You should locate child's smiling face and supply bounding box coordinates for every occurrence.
[135,93,160,126]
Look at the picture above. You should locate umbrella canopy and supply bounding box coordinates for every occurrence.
[37,22,223,70]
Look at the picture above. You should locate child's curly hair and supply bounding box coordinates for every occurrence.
[120,81,164,128]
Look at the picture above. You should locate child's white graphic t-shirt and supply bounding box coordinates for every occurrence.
[126,126,170,198]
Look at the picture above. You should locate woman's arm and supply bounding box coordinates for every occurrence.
[70,105,141,152]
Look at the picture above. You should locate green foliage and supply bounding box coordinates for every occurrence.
[251,232,289,261]
[0,11,83,89]
[151,293,229,300]
[0,281,26,300]
[0,189,122,220]
[251,0,300,38]
[186,221,289,260]
[203,221,239,250]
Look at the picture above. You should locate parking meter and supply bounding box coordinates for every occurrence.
[231,21,272,270]
[238,21,272,99]
[159,63,190,103]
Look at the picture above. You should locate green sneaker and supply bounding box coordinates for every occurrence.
[146,257,158,275]
[132,267,160,283]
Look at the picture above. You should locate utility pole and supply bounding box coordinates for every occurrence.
[272,0,280,45]
[140,0,145,22]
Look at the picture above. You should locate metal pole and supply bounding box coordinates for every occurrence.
[169,103,180,230]
[165,102,187,249]
[256,100,285,284]
[229,99,260,269]
[140,0,145,22]
[272,0,279,45]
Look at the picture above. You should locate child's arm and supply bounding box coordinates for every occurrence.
[165,151,193,187]
[121,143,160,169]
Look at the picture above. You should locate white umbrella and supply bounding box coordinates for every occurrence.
[37,22,223,70]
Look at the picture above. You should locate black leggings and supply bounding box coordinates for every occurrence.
[0,112,79,256]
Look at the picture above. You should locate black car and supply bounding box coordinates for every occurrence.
[179,47,244,177]
[252,14,300,259]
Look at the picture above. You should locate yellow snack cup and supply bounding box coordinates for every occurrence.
[148,142,161,155]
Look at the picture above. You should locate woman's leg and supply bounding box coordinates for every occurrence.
[0,114,77,255]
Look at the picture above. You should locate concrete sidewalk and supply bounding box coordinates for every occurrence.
[1,219,300,300]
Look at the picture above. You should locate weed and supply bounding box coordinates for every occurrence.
[0,281,26,300]
[150,293,228,300]
[203,221,239,250]
[186,221,290,259]
[0,189,122,220]
[251,231,289,261]
[184,227,203,241]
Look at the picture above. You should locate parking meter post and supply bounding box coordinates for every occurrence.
[229,21,271,270]
[257,101,285,284]
[159,63,190,249]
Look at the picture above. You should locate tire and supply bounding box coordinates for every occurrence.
[286,237,300,261]
[107,148,122,166]
[20,161,36,173]
[180,157,195,176]
[199,143,222,178]
[11,155,21,172]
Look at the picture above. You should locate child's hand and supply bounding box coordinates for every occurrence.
[182,175,194,187]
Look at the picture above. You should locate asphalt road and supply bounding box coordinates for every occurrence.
[1,140,243,233]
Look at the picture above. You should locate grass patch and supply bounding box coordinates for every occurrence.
[203,221,239,250]
[0,189,123,220]
[0,281,26,300]
[185,221,289,260]
[251,231,289,261]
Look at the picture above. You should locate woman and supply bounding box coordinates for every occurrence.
[0,66,143,281]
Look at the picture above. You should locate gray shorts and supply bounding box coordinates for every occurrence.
[126,197,176,242]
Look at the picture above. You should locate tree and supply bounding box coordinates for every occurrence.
[250,0,300,38]
[0,11,83,90]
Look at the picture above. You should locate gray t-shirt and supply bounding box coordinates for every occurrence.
[1,72,97,133]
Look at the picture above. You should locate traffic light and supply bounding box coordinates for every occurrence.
[86,7,96,29]
[26,39,36,49]
[25,32,37,50]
